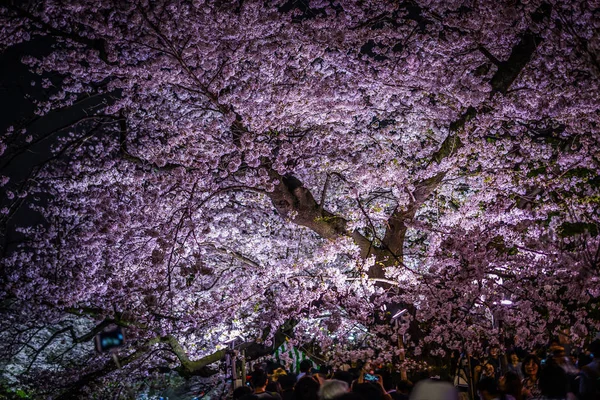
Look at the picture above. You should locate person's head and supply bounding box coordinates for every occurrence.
[548,338,562,352]
[333,370,354,386]
[488,346,499,358]
[233,386,252,400]
[521,354,540,378]
[352,382,385,400]
[319,379,349,400]
[279,373,297,391]
[482,363,494,377]
[295,376,320,400]
[300,359,313,373]
[253,372,269,390]
[271,367,287,381]
[477,377,498,400]
[397,379,413,394]
[318,365,332,378]
[239,395,259,400]
[266,381,281,393]
[538,363,568,398]
[381,372,399,392]
[551,344,566,362]
[509,352,519,364]
[347,367,362,382]
[499,371,522,399]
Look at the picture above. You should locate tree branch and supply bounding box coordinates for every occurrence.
[160,335,226,377]
[489,3,551,94]
[373,3,553,277]
[266,170,375,260]
[54,337,162,400]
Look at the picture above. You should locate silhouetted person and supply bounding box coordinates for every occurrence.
[537,363,569,400]
[254,372,282,399]
[580,340,600,400]
[298,360,313,381]
[295,376,320,400]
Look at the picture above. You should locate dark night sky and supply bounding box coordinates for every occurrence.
[0,39,106,252]
[1,40,41,251]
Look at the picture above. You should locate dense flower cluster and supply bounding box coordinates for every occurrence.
[0,0,599,396]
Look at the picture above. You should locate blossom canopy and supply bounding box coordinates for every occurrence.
[0,0,599,397]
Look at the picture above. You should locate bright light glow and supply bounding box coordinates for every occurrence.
[500,300,513,306]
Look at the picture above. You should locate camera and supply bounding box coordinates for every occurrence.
[364,373,379,382]
[94,326,125,352]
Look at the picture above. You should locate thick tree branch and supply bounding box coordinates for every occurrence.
[54,337,162,400]
[489,3,551,94]
[266,170,375,259]
[23,319,112,374]
[197,242,262,269]
[373,3,553,277]
[160,335,226,377]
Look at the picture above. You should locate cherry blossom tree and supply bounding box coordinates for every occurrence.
[1,0,599,396]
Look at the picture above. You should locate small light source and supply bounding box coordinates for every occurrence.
[95,326,125,353]
[500,299,513,306]
[392,309,408,320]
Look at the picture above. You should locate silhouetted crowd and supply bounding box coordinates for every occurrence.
[229,339,600,400]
